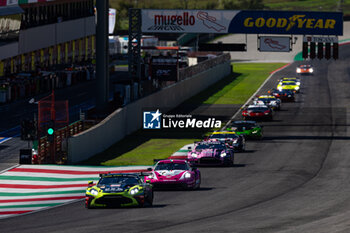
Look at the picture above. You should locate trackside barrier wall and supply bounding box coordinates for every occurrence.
[67,56,231,163]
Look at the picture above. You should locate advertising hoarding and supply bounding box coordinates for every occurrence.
[259,36,290,52]
[152,64,177,81]
[142,10,343,35]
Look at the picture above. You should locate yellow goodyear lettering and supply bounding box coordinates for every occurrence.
[255,18,265,27]
[276,18,287,28]
[244,18,254,27]
[266,18,276,28]
[325,19,336,29]
[242,15,337,31]
[314,19,323,29]
[306,19,315,28]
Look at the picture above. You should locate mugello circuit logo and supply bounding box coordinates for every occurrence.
[148,11,226,32]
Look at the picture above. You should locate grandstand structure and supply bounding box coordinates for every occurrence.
[0,0,95,77]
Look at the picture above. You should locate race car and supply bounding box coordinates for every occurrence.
[268,89,295,102]
[145,159,201,190]
[225,120,263,139]
[278,77,300,86]
[187,141,234,166]
[208,131,246,152]
[85,173,153,208]
[296,64,314,75]
[253,95,281,110]
[277,81,300,93]
[242,104,273,121]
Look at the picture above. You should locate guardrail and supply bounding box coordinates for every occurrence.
[179,53,231,81]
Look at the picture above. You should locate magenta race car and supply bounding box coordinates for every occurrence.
[144,159,201,190]
[187,141,234,166]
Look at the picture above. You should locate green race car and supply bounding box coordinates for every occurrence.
[85,173,153,208]
[226,121,263,139]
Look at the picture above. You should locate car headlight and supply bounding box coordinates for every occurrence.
[184,172,191,179]
[297,68,301,73]
[90,189,98,195]
[309,68,313,73]
[220,152,227,157]
[296,82,300,85]
[295,86,300,90]
[277,87,282,91]
[130,188,139,195]
[252,130,258,134]
[191,153,198,158]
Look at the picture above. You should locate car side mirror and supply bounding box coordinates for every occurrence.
[88,181,94,187]
[147,167,152,171]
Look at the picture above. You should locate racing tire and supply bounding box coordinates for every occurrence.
[240,143,246,152]
[85,198,93,209]
[142,191,153,207]
[194,175,201,190]
[148,191,154,206]
[224,159,234,167]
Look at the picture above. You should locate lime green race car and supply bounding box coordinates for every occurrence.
[278,77,300,86]
[225,121,263,139]
[277,80,300,93]
[85,173,153,208]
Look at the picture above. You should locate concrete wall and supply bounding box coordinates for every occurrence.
[68,60,232,163]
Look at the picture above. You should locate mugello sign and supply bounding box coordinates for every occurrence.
[141,10,343,35]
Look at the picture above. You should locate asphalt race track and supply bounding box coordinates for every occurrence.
[1,46,350,232]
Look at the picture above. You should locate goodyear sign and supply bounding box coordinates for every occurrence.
[142,10,343,35]
[229,11,343,35]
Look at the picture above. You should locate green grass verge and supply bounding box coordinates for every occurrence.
[101,139,197,166]
[83,63,286,166]
[189,63,286,105]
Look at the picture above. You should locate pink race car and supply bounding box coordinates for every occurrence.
[187,141,234,166]
[144,159,201,190]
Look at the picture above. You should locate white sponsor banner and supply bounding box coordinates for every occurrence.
[259,36,291,52]
[109,8,116,34]
[303,36,338,43]
[6,0,18,5]
[142,9,238,33]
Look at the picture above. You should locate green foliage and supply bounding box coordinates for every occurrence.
[222,0,265,9]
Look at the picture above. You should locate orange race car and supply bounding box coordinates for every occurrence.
[296,64,314,75]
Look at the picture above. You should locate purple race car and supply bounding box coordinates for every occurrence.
[187,141,234,166]
[144,159,201,190]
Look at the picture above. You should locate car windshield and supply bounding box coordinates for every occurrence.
[282,82,296,86]
[230,123,256,131]
[258,98,275,102]
[248,107,268,111]
[98,176,140,186]
[155,162,188,171]
[195,144,226,150]
[210,134,238,139]
[282,79,296,81]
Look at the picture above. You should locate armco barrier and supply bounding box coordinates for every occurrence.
[68,58,231,163]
